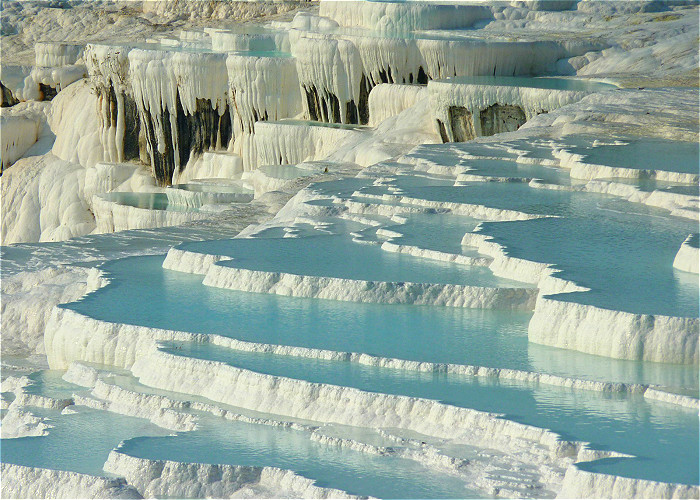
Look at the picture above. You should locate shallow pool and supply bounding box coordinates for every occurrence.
[67,255,697,389]
[159,342,699,486]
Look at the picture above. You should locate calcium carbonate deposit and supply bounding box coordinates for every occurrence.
[1,0,698,499]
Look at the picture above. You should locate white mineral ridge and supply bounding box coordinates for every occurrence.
[290,34,364,123]
[577,31,699,80]
[165,185,252,208]
[129,48,229,170]
[673,234,699,274]
[1,151,155,244]
[63,361,318,434]
[45,308,600,464]
[0,463,141,499]
[83,162,157,211]
[350,190,540,222]
[73,377,198,432]
[584,180,699,222]
[241,164,309,198]
[643,387,700,410]
[529,296,699,364]
[210,28,290,53]
[1,266,105,356]
[1,375,32,395]
[45,307,203,370]
[308,430,478,478]
[253,121,366,170]
[522,88,698,143]
[62,362,100,388]
[130,349,600,464]
[558,466,700,499]
[461,230,586,295]
[554,147,698,184]
[0,407,52,439]
[104,451,360,499]
[162,247,226,275]
[416,37,590,81]
[200,262,538,309]
[50,306,689,407]
[49,79,103,169]
[0,65,31,101]
[130,49,229,118]
[0,99,52,162]
[141,0,291,21]
[83,44,133,164]
[380,240,492,267]
[461,229,699,364]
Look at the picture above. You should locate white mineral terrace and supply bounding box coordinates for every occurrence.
[1,0,699,499]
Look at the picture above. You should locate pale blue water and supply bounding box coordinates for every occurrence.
[0,404,168,476]
[350,179,698,317]
[480,215,698,316]
[458,158,570,184]
[564,137,699,175]
[117,414,479,499]
[380,212,483,255]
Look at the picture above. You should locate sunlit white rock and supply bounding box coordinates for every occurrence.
[201,264,538,309]
[673,234,699,274]
[104,451,358,499]
[0,407,52,439]
[1,266,105,356]
[35,42,84,67]
[529,296,699,364]
[0,464,141,499]
[558,466,700,499]
[368,84,428,127]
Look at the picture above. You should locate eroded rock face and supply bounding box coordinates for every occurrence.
[1,82,19,107]
[436,119,449,143]
[304,75,370,125]
[479,103,526,136]
[449,106,476,142]
[99,85,141,162]
[139,97,232,186]
[38,84,58,101]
